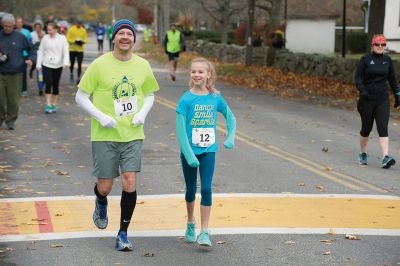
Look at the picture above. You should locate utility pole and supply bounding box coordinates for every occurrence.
[342,0,346,58]
[164,0,170,31]
[245,0,255,66]
[284,0,287,48]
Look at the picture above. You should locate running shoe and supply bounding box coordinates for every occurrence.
[115,231,133,251]
[185,222,196,243]
[92,199,108,229]
[382,155,396,169]
[6,122,15,130]
[45,105,53,114]
[197,230,212,247]
[51,105,57,113]
[358,152,368,165]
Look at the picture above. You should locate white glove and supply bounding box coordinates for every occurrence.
[132,111,146,127]
[132,93,154,128]
[98,114,117,128]
[75,88,117,128]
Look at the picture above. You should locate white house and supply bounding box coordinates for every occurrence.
[384,0,400,52]
[286,18,337,54]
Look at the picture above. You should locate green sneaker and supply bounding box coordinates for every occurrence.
[185,223,196,243]
[382,155,396,169]
[45,105,53,114]
[197,230,212,247]
[51,105,57,113]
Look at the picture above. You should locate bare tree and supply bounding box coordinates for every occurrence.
[195,0,247,44]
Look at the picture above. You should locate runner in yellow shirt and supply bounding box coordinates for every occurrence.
[66,19,87,83]
[75,19,160,251]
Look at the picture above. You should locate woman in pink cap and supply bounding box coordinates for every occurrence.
[355,34,400,169]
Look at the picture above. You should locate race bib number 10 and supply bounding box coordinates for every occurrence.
[192,128,215,147]
[114,96,137,117]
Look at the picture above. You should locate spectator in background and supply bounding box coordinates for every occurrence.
[107,23,114,51]
[37,22,69,114]
[66,18,87,84]
[16,17,32,97]
[96,22,106,55]
[44,15,54,34]
[30,20,45,96]
[163,23,185,81]
[0,14,35,130]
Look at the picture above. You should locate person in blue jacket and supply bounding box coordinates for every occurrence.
[355,34,400,169]
[95,22,106,55]
[176,57,236,247]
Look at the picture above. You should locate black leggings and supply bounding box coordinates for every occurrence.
[357,98,390,137]
[69,51,84,78]
[43,66,62,95]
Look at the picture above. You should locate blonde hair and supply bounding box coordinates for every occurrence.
[189,57,218,94]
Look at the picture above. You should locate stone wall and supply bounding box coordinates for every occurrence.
[186,40,400,84]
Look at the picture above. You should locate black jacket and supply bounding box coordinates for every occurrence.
[0,30,36,75]
[355,53,399,102]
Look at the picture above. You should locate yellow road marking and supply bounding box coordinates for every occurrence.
[1,196,399,235]
[155,96,386,193]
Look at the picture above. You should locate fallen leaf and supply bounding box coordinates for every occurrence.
[322,147,329,152]
[345,234,360,240]
[137,201,145,204]
[322,251,331,255]
[53,170,69,175]
[143,252,154,257]
[216,241,226,244]
[316,185,325,192]
[284,240,295,245]
[50,244,64,248]
[297,182,305,186]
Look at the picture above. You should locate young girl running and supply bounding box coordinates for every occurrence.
[176,57,236,247]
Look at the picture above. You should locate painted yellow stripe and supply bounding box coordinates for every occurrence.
[1,196,399,235]
[12,202,39,235]
[155,96,386,193]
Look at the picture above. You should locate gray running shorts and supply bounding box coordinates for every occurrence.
[92,140,143,178]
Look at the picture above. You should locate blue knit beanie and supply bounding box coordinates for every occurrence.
[112,19,137,41]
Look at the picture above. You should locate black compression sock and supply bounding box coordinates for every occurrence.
[94,184,108,205]
[119,190,137,232]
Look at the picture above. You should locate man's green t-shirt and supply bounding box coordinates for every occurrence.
[79,52,160,142]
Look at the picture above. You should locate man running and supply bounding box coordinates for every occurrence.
[66,18,87,84]
[163,23,185,81]
[75,19,159,251]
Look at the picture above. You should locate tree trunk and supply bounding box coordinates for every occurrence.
[270,0,282,30]
[367,0,386,50]
[220,1,230,44]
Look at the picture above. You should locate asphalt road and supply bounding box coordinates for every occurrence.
[0,33,399,266]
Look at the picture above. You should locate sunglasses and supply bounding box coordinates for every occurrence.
[373,43,386,47]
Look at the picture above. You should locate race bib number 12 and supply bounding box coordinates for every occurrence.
[192,128,215,147]
[114,96,137,117]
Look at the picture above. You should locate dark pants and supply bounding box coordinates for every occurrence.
[0,73,22,125]
[43,66,62,95]
[97,39,104,51]
[21,64,27,92]
[358,98,390,137]
[69,51,84,78]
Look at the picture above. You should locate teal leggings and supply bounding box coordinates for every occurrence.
[180,152,215,206]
